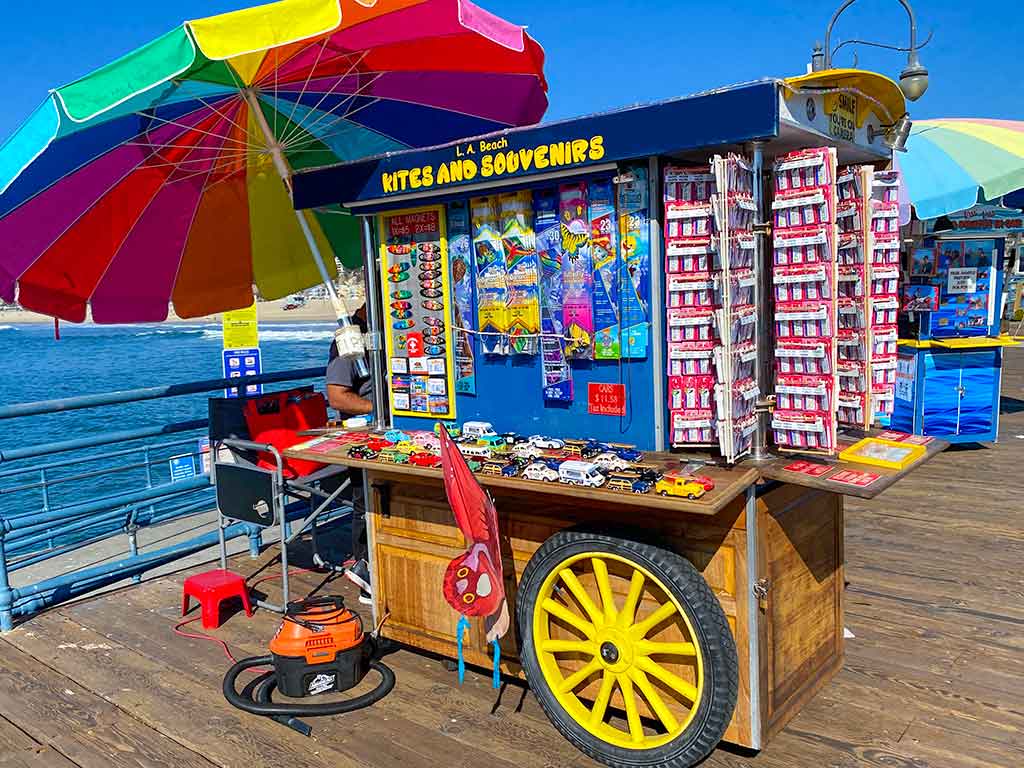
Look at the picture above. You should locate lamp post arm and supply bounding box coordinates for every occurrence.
[824,0,918,68]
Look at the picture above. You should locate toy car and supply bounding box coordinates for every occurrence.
[466,459,483,472]
[528,435,565,450]
[377,449,409,465]
[480,460,519,478]
[614,447,644,463]
[500,432,526,445]
[434,421,461,437]
[412,432,440,450]
[462,421,498,440]
[457,443,492,459]
[593,452,631,472]
[654,474,706,499]
[558,460,606,488]
[347,445,378,461]
[606,474,653,494]
[621,464,663,483]
[409,452,441,468]
[523,462,560,482]
[365,437,394,452]
[512,442,543,460]
[393,440,418,455]
[384,429,410,443]
[477,434,506,448]
[690,473,715,491]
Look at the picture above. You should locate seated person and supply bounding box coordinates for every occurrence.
[326,305,373,604]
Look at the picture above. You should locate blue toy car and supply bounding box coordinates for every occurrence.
[384,429,410,443]
[615,447,643,463]
[630,479,653,494]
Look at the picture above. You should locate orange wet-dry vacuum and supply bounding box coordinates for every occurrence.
[223,596,394,735]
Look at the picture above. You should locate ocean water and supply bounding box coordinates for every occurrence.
[0,321,337,516]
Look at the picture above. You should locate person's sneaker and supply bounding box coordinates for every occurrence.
[358,590,373,605]
[345,559,372,594]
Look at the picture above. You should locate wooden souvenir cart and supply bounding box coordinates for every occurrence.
[287,72,947,768]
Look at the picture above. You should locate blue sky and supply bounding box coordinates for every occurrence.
[0,0,1020,141]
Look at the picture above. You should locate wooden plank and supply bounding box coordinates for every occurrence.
[284,446,759,515]
[0,639,214,768]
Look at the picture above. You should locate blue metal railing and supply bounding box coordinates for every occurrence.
[0,367,327,631]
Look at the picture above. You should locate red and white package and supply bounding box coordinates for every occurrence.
[774,264,833,302]
[772,411,832,450]
[668,375,715,410]
[775,148,832,193]
[671,408,716,445]
[774,301,832,339]
[872,383,896,415]
[871,233,900,265]
[732,342,758,381]
[836,329,866,362]
[775,338,832,375]
[667,340,715,376]
[773,226,832,265]
[872,358,897,385]
[665,237,714,274]
[837,392,866,426]
[776,373,833,412]
[838,233,865,265]
[870,200,900,233]
[836,200,863,233]
[728,378,760,421]
[836,167,863,201]
[667,307,715,342]
[871,296,899,325]
[837,265,864,299]
[720,269,756,306]
[719,305,757,345]
[664,167,715,204]
[871,326,898,359]
[665,202,715,237]
[872,170,900,203]
[773,189,831,229]
[728,233,756,270]
[667,273,715,309]
[837,298,864,330]
[870,266,900,297]
[837,360,867,392]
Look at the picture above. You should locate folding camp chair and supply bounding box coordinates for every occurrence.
[208,388,354,612]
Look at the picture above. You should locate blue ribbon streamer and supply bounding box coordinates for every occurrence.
[456,615,470,685]
[492,640,501,689]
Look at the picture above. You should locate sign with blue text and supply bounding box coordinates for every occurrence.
[223,347,262,398]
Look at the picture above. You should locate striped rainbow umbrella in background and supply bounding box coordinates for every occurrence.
[895,118,1024,220]
[0,0,547,323]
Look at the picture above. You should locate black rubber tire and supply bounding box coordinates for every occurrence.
[516,529,738,768]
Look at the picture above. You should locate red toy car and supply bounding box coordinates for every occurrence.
[365,437,393,452]
[690,474,715,491]
[408,452,442,469]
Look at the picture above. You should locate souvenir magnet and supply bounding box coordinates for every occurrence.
[420,288,443,299]
[424,317,445,328]
[387,272,410,283]
[425,345,446,356]
[388,244,412,255]
[421,300,444,311]
[420,279,442,290]
[418,269,442,280]
[387,262,410,273]
[391,301,412,311]
[392,319,415,330]
[391,290,412,300]
[391,309,413,320]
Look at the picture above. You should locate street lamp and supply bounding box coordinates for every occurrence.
[813,0,929,102]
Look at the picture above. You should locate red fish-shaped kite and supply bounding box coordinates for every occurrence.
[439,425,510,642]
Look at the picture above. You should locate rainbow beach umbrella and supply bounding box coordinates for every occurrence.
[0,0,547,323]
[895,119,1024,220]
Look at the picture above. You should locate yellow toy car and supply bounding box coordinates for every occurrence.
[654,474,707,500]
[393,440,418,455]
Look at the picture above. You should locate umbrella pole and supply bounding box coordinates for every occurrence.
[242,89,369,379]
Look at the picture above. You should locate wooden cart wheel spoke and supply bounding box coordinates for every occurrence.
[617,569,646,630]
[617,673,646,743]
[557,658,603,694]
[628,667,681,734]
[634,640,697,658]
[541,597,596,639]
[539,639,598,655]
[629,601,678,640]
[558,568,605,627]
[588,670,616,726]
[591,557,618,625]
[635,657,698,702]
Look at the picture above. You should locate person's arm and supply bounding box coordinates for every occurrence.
[327,384,373,415]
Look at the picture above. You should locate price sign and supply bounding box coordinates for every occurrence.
[587,383,626,416]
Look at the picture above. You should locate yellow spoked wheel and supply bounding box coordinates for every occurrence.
[517,530,737,768]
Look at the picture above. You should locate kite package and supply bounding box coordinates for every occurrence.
[499,191,541,355]
[617,165,651,358]
[535,188,573,402]
[560,183,595,360]
[771,148,839,453]
[447,201,476,394]
[472,196,509,355]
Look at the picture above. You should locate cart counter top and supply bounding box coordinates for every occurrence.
[284,430,947,511]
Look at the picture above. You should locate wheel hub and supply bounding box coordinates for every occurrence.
[599,641,619,664]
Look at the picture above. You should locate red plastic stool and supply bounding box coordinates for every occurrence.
[181,569,253,629]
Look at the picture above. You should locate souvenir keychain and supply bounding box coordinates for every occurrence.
[388,244,412,255]
[387,272,410,283]
[391,290,412,300]
[420,279,443,290]
[391,300,412,311]
[421,300,444,312]
[391,309,413,320]
[418,243,441,254]
[420,288,442,299]
[392,319,416,330]
[419,250,442,263]
[425,345,446,356]
[418,269,442,280]
[388,262,410,274]
[424,317,445,328]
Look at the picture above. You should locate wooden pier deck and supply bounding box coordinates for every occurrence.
[1,349,1021,768]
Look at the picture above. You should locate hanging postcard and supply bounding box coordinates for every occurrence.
[560,182,594,360]
[534,188,573,402]
[589,178,620,360]
[499,191,541,355]
[617,165,651,358]
[472,196,509,355]
[447,201,476,394]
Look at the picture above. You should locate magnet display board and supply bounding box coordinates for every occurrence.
[378,206,456,420]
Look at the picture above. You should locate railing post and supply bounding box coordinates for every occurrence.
[0,531,13,632]
[126,511,141,584]
[40,468,53,550]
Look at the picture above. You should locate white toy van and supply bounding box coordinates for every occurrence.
[462,421,497,440]
[558,460,606,488]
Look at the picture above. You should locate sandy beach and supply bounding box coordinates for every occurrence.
[0,297,360,326]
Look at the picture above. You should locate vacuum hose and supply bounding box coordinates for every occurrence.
[223,654,396,736]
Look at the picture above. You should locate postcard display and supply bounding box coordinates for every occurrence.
[663,155,759,462]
